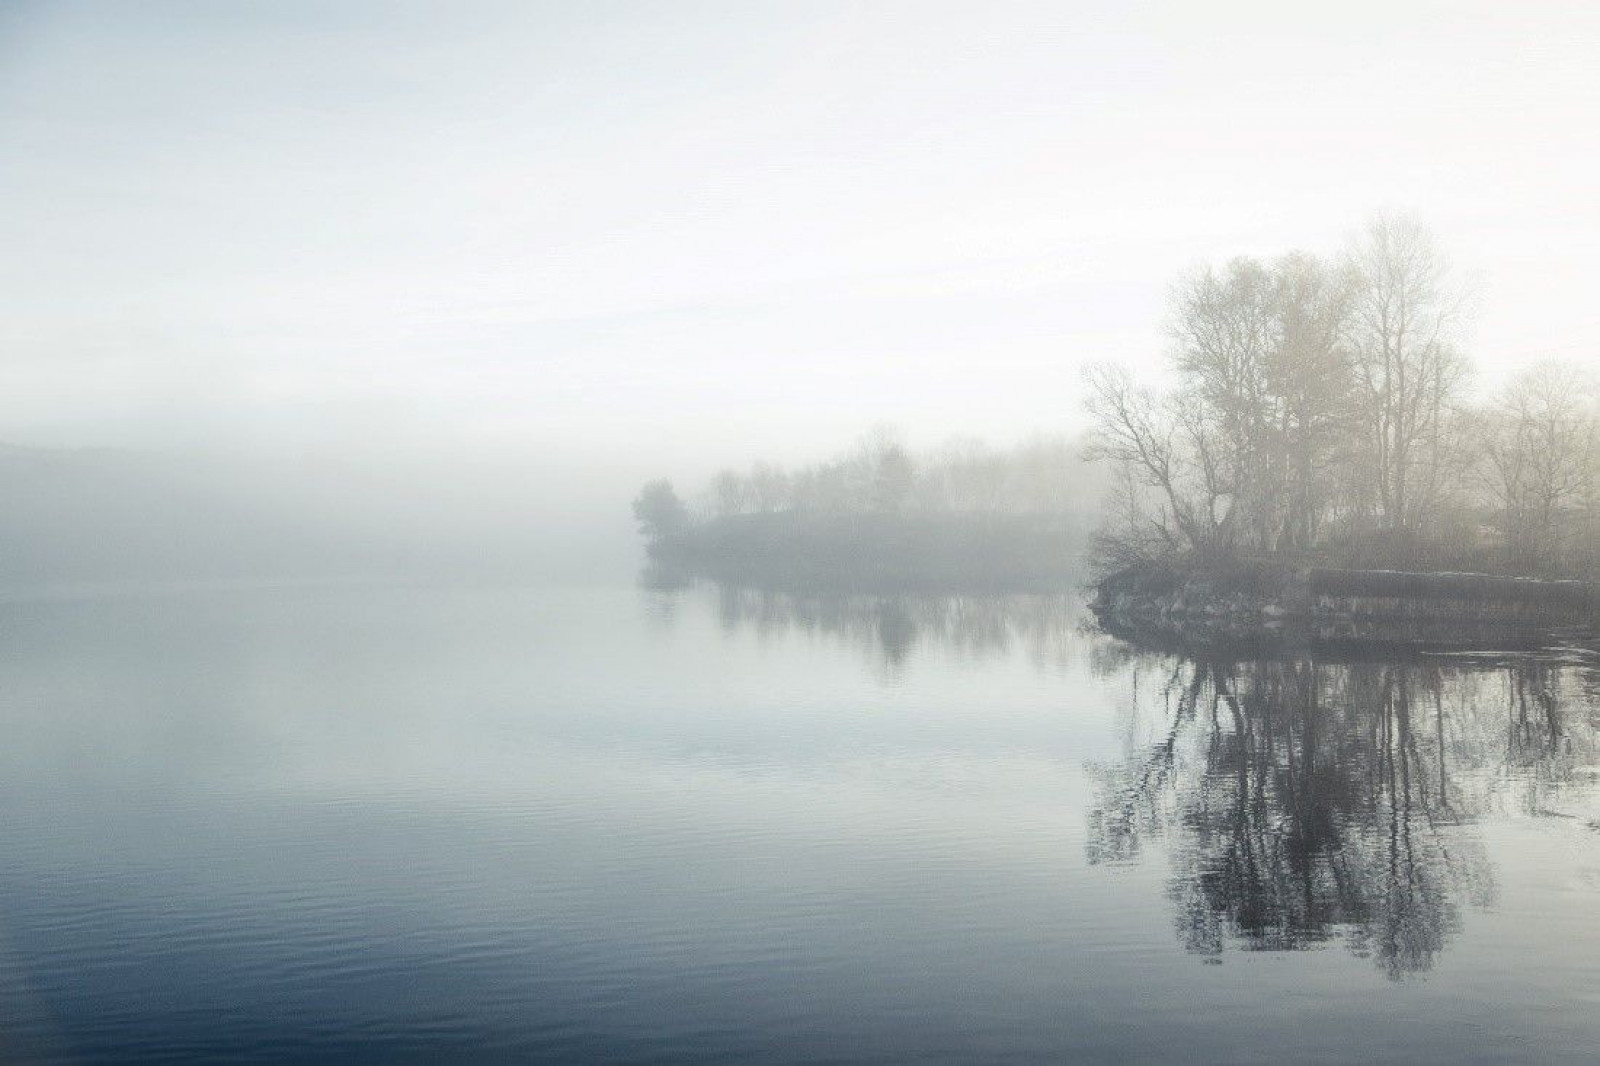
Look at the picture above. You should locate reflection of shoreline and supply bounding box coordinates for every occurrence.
[1088,640,1600,978]
[639,569,1089,670]
[1092,608,1600,666]
[641,576,1600,978]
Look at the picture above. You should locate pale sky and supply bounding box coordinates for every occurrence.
[2,0,1598,480]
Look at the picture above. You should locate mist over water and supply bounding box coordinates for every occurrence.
[0,444,642,590]
[4,2,1600,1062]
[0,581,1596,1062]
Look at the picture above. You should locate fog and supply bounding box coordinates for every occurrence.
[3,2,1599,585]
[9,8,1600,1061]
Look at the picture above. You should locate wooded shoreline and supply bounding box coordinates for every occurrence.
[646,511,1087,592]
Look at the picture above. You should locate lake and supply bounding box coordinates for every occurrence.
[1,578,1597,1062]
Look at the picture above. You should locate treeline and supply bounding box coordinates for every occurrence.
[632,431,1095,543]
[630,432,1096,591]
[1086,213,1598,578]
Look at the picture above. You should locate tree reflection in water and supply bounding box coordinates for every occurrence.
[1088,645,1600,978]
[661,576,1088,674]
[640,573,1600,979]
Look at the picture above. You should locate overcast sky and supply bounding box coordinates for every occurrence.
[2,0,1597,480]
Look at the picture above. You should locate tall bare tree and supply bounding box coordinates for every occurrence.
[1166,253,1356,553]
[1346,214,1470,534]
[1083,363,1234,559]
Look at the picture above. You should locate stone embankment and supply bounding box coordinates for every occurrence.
[1093,561,1599,641]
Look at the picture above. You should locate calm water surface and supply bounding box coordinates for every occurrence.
[1,579,1598,1062]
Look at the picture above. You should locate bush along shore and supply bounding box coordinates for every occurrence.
[1092,559,1600,644]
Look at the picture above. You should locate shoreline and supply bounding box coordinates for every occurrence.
[1091,560,1600,647]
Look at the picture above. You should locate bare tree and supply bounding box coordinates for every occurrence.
[856,427,916,513]
[1168,257,1277,549]
[1166,253,1356,553]
[1090,457,1171,572]
[1083,363,1224,558]
[1346,214,1471,535]
[712,468,749,517]
[1089,251,1355,566]
[747,461,791,513]
[1082,218,1504,573]
[1482,361,1597,572]
[1270,253,1360,549]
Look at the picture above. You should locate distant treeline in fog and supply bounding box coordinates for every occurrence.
[687,430,1096,519]
[633,432,1099,590]
[1086,213,1600,580]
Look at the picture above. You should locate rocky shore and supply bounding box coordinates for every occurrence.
[1092,560,1600,644]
